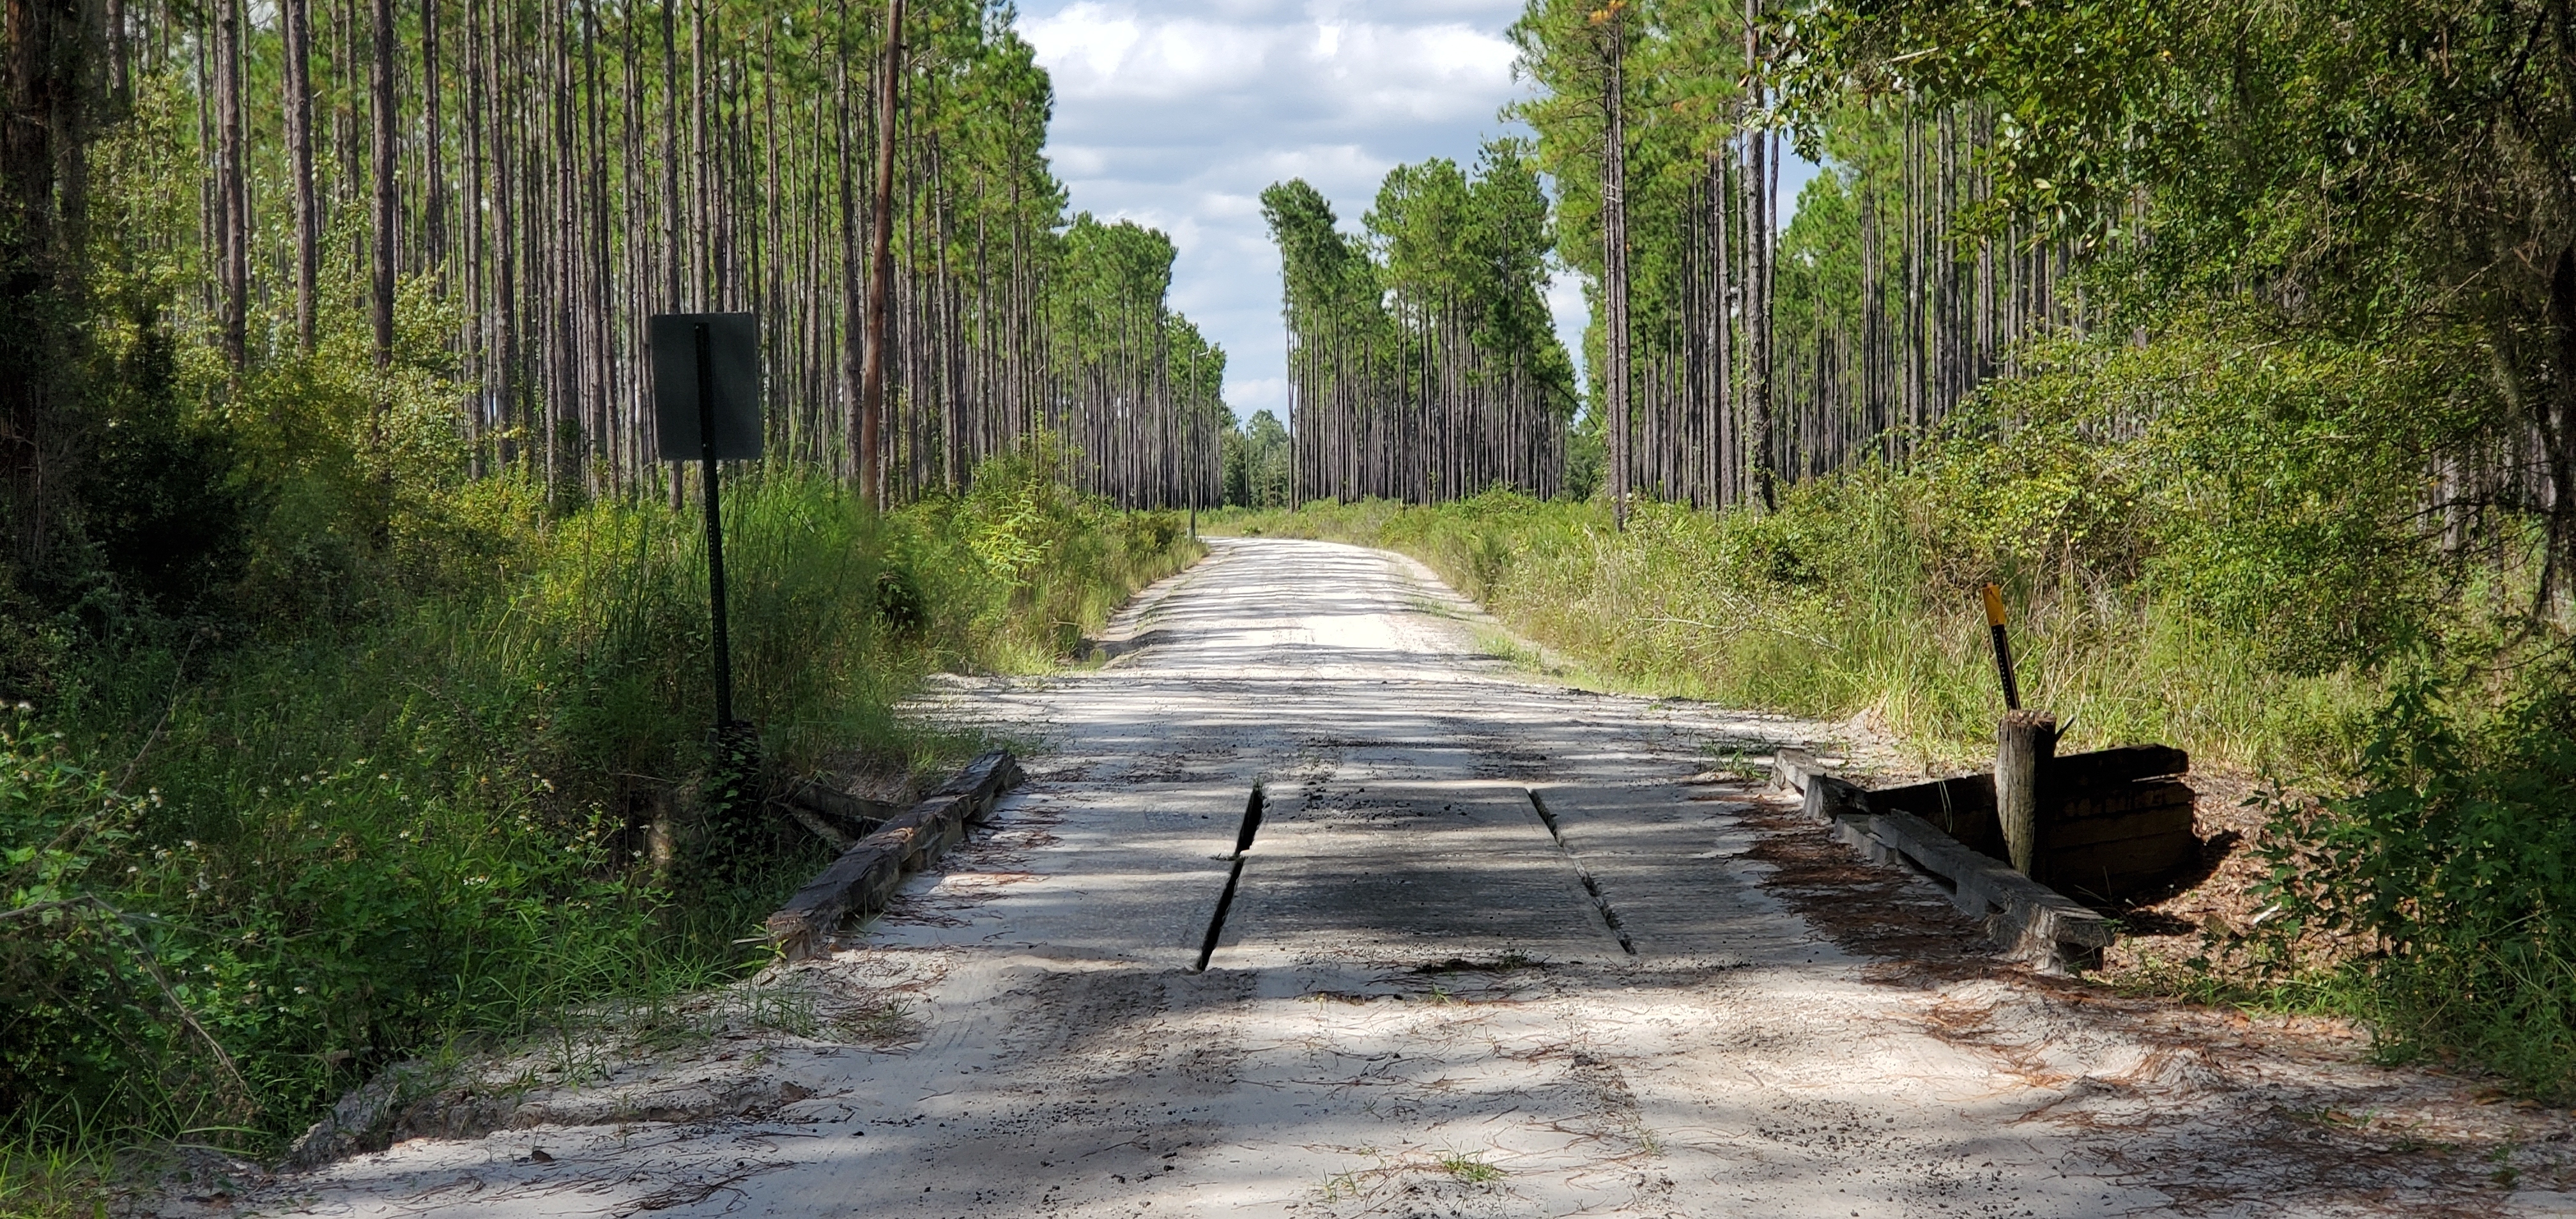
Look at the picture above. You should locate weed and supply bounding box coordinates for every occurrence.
[2253,659,2576,1098]
[0,1145,109,1219]
[1475,629,1553,675]
[1436,1151,1505,1183]
[1696,746,1770,783]
[827,1000,916,1045]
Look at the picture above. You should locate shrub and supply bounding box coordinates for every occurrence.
[2257,659,2576,1096]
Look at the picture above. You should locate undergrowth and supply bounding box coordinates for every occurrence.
[0,445,1199,1166]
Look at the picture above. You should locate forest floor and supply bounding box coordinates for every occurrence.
[211,537,2576,1218]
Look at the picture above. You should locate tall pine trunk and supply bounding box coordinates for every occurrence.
[371,0,397,374]
[284,0,319,350]
[1601,3,1629,528]
[855,0,902,510]
[1,0,95,566]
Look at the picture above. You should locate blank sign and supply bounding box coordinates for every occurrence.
[650,312,763,461]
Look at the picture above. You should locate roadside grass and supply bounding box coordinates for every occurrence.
[1,453,1200,1162]
[1208,493,2379,776]
[0,1146,109,1219]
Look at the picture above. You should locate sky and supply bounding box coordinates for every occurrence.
[1016,0,1818,421]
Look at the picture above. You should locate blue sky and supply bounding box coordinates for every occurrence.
[1016,0,1818,420]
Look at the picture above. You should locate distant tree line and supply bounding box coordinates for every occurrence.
[1222,408,1292,509]
[1511,0,2079,521]
[1270,0,2570,620]
[0,0,1225,589]
[1259,140,1579,505]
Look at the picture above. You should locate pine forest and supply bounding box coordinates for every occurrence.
[12,0,2576,1189]
[40,0,1222,522]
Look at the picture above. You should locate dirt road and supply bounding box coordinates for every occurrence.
[245,538,2576,1218]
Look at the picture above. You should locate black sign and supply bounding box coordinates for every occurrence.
[649,312,763,461]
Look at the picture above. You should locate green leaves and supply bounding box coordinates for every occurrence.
[2255,660,2576,1095]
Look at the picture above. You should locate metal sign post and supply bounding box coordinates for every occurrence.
[651,313,762,762]
[1981,582,2020,711]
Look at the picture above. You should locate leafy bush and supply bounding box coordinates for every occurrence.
[2258,660,2576,1096]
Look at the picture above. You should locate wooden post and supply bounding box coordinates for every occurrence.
[1997,710,2056,877]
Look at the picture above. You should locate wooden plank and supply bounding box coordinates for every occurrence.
[2044,744,2189,793]
[2046,800,2194,850]
[1859,774,2000,856]
[1864,773,1997,816]
[877,792,976,867]
[765,749,1023,962]
[935,749,1024,824]
[1801,772,1868,824]
[1867,809,2115,972]
[936,748,1023,799]
[1768,747,1824,795]
[2046,832,2198,886]
[765,841,905,962]
[2057,778,2195,823]
[786,781,901,832]
[1862,757,2190,865]
[780,802,857,851]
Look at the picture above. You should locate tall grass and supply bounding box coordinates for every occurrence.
[0,454,1200,1156]
[1211,489,2381,775]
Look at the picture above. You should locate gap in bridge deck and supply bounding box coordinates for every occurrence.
[1528,786,1639,957]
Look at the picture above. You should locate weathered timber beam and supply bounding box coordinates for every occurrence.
[1867,809,2115,973]
[2056,778,2195,823]
[779,802,857,851]
[1768,747,1825,796]
[765,749,1025,962]
[1800,772,1869,825]
[787,781,904,832]
[2043,744,2188,792]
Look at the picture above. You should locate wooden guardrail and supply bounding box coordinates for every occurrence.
[765,749,1024,961]
[1772,747,2135,972]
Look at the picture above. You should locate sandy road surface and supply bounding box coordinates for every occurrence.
[241,538,2576,1219]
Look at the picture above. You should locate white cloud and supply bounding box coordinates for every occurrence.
[1018,0,1811,418]
[1021,0,1533,420]
[1545,270,1588,378]
[1225,376,1291,418]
